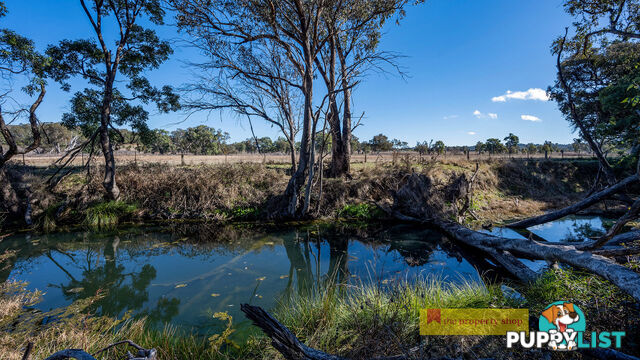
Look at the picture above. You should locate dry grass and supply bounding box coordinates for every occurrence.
[113,163,288,219]
[6,158,606,230]
[12,151,594,167]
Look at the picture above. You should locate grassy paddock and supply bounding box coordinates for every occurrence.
[11,151,598,167]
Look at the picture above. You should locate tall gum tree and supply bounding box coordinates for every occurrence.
[181,38,302,172]
[46,0,178,200]
[554,0,640,185]
[316,0,414,177]
[170,0,331,217]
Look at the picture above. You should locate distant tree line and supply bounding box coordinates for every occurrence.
[2,124,597,159]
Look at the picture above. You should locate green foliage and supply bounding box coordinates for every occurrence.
[368,133,393,152]
[503,133,519,154]
[84,201,138,229]
[171,125,230,155]
[337,203,383,220]
[45,0,179,150]
[415,141,429,154]
[431,140,445,154]
[550,40,640,154]
[231,207,259,219]
[484,138,505,154]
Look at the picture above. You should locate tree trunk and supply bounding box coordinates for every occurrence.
[0,168,21,220]
[282,52,314,218]
[100,80,120,200]
[288,138,297,173]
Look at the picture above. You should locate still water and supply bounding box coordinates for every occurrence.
[1,217,606,336]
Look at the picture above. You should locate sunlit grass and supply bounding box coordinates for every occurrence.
[245,276,521,359]
[84,201,138,229]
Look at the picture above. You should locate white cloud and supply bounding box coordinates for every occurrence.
[473,110,497,119]
[467,131,476,135]
[443,115,459,120]
[492,88,549,102]
[521,114,542,122]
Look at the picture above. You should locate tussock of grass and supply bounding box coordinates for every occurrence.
[84,201,138,229]
[246,277,521,359]
[337,203,382,220]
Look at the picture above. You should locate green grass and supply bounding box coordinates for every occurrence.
[245,276,521,359]
[337,203,383,220]
[518,267,637,333]
[84,201,138,229]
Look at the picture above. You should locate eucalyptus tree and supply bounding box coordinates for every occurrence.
[0,1,50,222]
[181,38,302,171]
[484,138,505,155]
[170,0,334,217]
[315,0,414,177]
[553,0,640,184]
[46,0,179,200]
[564,0,640,45]
[550,38,640,183]
[504,133,519,157]
[431,140,445,155]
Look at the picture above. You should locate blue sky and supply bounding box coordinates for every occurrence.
[2,0,577,146]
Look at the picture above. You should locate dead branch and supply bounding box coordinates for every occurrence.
[506,173,639,229]
[241,303,347,360]
[241,303,461,360]
[40,340,156,360]
[391,173,640,302]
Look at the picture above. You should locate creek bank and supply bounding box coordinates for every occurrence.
[1,159,613,232]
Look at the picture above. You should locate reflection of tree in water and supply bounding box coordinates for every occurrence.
[49,237,179,325]
[562,221,605,242]
[281,227,350,297]
[388,241,435,267]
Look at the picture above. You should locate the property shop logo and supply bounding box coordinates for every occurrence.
[506,301,626,351]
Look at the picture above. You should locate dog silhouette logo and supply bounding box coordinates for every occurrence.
[538,301,586,351]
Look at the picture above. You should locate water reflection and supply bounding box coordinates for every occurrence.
[529,216,607,242]
[2,223,486,335]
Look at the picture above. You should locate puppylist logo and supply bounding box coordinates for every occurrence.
[506,301,626,351]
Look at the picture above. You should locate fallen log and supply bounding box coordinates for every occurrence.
[431,217,640,302]
[607,230,640,246]
[241,303,491,360]
[241,303,346,360]
[390,173,640,302]
[592,246,640,257]
[506,174,639,229]
[588,197,640,249]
